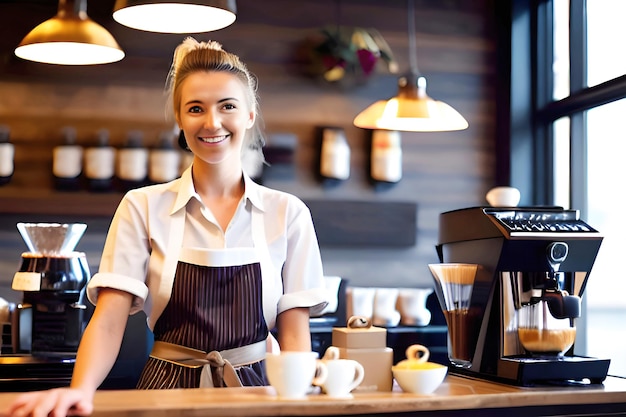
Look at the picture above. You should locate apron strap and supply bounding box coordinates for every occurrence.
[151,208,186,330]
[251,206,280,329]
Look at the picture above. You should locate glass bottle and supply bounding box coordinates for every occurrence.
[149,131,181,184]
[320,127,350,181]
[371,130,402,183]
[116,130,148,192]
[0,125,14,186]
[84,129,116,192]
[52,126,83,191]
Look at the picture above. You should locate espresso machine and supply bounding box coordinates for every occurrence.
[431,206,610,386]
[11,222,90,355]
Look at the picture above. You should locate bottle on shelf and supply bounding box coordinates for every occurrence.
[319,127,350,185]
[52,126,83,191]
[0,125,14,186]
[84,129,116,192]
[149,130,181,184]
[370,130,402,184]
[116,130,148,192]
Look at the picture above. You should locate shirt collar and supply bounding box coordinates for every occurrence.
[243,172,265,212]
[169,165,266,215]
[169,166,198,215]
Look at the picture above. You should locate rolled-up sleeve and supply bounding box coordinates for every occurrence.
[277,200,330,316]
[87,272,149,313]
[87,190,152,315]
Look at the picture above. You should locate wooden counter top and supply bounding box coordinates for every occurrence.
[2,375,626,417]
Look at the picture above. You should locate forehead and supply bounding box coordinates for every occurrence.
[179,71,248,101]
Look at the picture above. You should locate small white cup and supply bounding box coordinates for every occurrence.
[486,186,521,207]
[398,288,433,326]
[318,347,365,398]
[347,287,376,319]
[372,287,401,327]
[265,351,327,399]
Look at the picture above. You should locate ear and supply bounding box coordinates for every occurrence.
[246,110,256,130]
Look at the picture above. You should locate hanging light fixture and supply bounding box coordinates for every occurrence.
[353,0,468,132]
[112,0,237,33]
[14,0,125,65]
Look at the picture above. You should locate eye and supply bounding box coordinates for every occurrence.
[222,103,236,110]
[188,105,203,113]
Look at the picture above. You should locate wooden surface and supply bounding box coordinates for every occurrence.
[1,375,625,417]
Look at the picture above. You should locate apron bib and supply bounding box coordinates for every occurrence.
[137,203,275,389]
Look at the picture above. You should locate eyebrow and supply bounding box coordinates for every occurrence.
[183,97,240,106]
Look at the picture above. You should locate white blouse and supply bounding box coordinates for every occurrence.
[87,166,329,331]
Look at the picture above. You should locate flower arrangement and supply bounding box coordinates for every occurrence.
[302,26,398,84]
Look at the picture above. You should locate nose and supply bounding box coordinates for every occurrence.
[203,109,221,130]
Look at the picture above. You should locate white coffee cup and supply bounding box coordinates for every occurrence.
[398,288,434,326]
[347,287,376,319]
[265,351,327,399]
[318,347,365,398]
[372,287,401,327]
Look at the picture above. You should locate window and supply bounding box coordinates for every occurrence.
[583,100,626,377]
[529,0,626,377]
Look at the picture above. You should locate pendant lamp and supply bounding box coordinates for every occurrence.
[353,0,468,132]
[14,0,125,65]
[113,0,237,33]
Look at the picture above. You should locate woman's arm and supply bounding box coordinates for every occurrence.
[71,288,133,392]
[5,288,132,417]
[276,307,311,351]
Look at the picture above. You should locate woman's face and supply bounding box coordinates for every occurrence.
[177,71,255,167]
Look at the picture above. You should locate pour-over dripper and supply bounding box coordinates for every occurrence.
[17,222,87,255]
[428,263,479,368]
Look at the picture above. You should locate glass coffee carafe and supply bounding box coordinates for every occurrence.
[428,263,479,368]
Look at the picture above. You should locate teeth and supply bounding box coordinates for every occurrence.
[200,135,227,143]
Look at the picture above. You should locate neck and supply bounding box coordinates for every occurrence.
[191,158,244,199]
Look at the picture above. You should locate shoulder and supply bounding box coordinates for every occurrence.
[118,178,182,211]
[253,182,310,215]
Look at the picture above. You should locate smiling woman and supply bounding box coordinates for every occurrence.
[4,37,330,417]
[169,38,263,180]
[177,71,255,177]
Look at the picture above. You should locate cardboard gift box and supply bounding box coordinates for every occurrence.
[331,316,393,392]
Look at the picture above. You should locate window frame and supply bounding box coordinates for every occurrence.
[502,0,626,207]
[497,0,626,356]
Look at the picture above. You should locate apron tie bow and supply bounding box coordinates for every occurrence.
[203,351,243,388]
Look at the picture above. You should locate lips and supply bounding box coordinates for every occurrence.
[199,134,229,144]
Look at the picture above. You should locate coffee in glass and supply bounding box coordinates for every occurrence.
[428,263,479,368]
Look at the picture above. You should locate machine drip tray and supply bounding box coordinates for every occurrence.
[509,354,607,363]
[449,355,611,387]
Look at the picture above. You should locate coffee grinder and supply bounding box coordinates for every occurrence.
[11,223,90,355]
[430,206,610,386]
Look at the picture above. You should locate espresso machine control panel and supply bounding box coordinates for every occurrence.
[485,208,599,238]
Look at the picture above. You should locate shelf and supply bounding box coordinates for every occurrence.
[0,187,123,218]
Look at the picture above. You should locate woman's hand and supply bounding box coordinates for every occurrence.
[5,387,94,417]
[5,288,132,417]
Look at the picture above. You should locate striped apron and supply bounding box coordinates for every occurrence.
[136,204,274,389]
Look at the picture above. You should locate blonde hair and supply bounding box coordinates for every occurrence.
[166,37,265,173]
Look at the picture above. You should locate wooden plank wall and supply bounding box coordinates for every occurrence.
[0,0,498,295]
